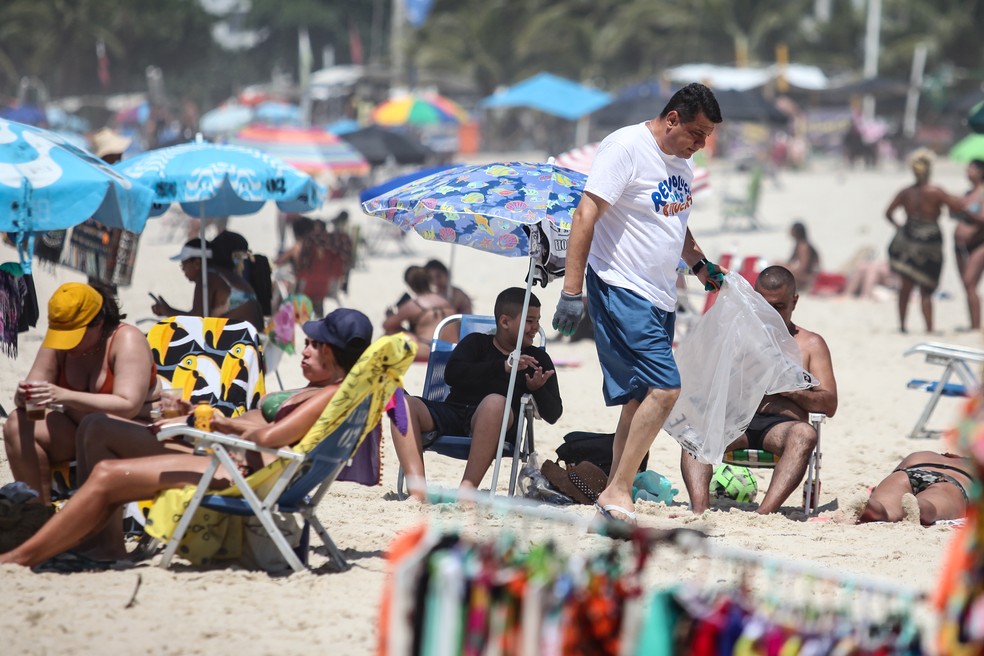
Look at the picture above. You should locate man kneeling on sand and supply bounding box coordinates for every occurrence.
[680,265,838,514]
[391,287,563,500]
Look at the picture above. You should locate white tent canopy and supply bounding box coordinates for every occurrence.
[666,63,829,92]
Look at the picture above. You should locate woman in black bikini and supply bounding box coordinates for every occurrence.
[859,451,974,526]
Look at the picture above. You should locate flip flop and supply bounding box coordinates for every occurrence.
[594,502,638,525]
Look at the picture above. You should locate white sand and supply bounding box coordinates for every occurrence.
[0,155,979,654]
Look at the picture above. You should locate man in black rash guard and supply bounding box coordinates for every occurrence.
[391,287,563,499]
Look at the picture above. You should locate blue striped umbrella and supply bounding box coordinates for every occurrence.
[116,139,325,313]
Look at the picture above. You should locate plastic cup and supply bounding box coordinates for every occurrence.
[160,388,185,419]
[23,380,45,421]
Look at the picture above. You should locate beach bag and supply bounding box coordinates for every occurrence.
[665,272,817,465]
[556,431,648,476]
[240,512,302,573]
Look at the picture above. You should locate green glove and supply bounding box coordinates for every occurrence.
[704,261,725,292]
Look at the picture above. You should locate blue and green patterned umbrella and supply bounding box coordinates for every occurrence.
[360,161,584,257]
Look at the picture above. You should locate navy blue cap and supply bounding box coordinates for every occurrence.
[302,308,372,350]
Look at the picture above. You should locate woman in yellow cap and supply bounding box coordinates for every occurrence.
[2,282,158,504]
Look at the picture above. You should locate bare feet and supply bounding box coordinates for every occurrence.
[901,493,921,524]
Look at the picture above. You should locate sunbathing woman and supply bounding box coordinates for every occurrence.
[383,265,454,361]
[858,451,974,526]
[2,283,158,504]
[39,308,372,560]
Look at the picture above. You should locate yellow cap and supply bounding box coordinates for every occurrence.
[42,283,104,350]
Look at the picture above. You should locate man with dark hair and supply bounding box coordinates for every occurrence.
[680,265,838,514]
[552,82,726,523]
[392,287,562,498]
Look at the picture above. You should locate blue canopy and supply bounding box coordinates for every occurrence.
[481,72,612,121]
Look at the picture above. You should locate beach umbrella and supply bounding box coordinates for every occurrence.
[362,161,585,493]
[950,134,984,163]
[371,93,468,126]
[200,103,254,136]
[231,124,370,177]
[325,118,360,135]
[116,138,325,313]
[340,125,432,166]
[254,101,301,125]
[0,118,154,237]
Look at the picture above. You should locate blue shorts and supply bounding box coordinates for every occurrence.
[586,266,680,406]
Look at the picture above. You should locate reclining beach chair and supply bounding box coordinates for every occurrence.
[145,333,415,573]
[722,413,826,515]
[395,314,544,498]
[904,342,984,439]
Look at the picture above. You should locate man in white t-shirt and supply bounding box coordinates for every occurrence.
[553,83,725,524]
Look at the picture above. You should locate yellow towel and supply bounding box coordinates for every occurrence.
[145,334,415,565]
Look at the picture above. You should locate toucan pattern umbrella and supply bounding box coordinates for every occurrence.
[231,125,370,177]
[372,93,468,126]
[0,118,153,233]
[361,161,583,256]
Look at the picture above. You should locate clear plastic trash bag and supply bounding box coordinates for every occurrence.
[665,272,817,465]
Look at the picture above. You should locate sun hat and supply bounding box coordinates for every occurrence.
[91,127,132,159]
[302,308,373,350]
[170,238,213,262]
[42,283,104,350]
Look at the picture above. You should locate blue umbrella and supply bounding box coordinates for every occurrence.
[0,119,154,271]
[362,161,584,493]
[200,104,254,136]
[254,101,301,125]
[117,139,325,313]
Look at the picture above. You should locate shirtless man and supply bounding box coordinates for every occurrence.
[859,451,973,526]
[383,265,454,361]
[680,265,838,514]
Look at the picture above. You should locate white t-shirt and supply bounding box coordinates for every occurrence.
[584,122,695,310]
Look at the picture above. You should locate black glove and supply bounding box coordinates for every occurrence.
[552,291,584,337]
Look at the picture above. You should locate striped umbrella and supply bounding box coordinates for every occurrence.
[230,124,370,176]
[371,93,468,126]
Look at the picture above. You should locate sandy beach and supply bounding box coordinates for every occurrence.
[0,153,980,654]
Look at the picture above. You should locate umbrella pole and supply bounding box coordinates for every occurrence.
[488,257,534,495]
[200,202,209,316]
[446,244,457,301]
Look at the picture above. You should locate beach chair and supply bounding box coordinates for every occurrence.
[904,342,984,439]
[395,314,545,498]
[146,333,415,573]
[722,413,826,515]
[720,166,764,231]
